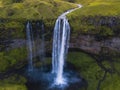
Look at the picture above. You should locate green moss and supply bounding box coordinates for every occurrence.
[68,15,118,36]
[73,4,120,16]
[1,0,119,37]
[67,52,104,90]
[0,47,27,72]
[0,74,27,84]
[67,52,95,70]
[5,21,24,29]
[0,0,78,38]
[0,0,76,19]
[0,74,27,90]
[67,52,120,90]
[0,52,10,72]
[67,0,120,36]
[101,74,120,90]
[0,85,27,90]
[0,19,26,38]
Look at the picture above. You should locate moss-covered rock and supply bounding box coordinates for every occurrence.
[0,47,27,72]
[0,74,27,90]
[67,51,120,90]
[68,16,120,37]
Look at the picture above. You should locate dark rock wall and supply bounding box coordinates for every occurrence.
[70,34,120,54]
[0,16,120,55]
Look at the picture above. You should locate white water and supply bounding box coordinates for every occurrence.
[52,5,82,85]
[26,22,33,72]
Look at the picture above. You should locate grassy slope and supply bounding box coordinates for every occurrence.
[0,0,77,19]
[0,85,26,90]
[0,47,27,72]
[0,75,27,90]
[68,0,120,19]
[67,52,120,90]
[67,0,120,36]
[4,0,119,19]
[68,0,120,16]
[0,0,77,39]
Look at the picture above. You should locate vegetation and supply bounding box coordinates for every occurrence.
[0,0,120,38]
[0,0,120,90]
[0,19,26,39]
[0,47,27,72]
[0,0,77,39]
[67,52,120,90]
[68,16,120,37]
[0,74,27,90]
[68,0,120,17]
[67,0,120,36]
[0,84,27,90]
[0,0,76,19]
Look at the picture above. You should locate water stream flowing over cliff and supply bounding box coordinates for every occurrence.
[52,4,82,86]
[26,22,34,72]
[24,5,85,90]
[52,16,70,85]
[26,21,46,72]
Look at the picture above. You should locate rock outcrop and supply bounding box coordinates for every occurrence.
[70,34,120,54]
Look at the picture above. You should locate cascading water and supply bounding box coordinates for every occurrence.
[52,4,82,86]
[26,21,46,72]
[52,17,70,85]
[40,23,45,62]
[35,22,46,62]
[25,4,87,90]
[26,21,34,72]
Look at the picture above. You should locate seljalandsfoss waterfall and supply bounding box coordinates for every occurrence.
[1,0,120,90]
[24,4,87,90]
[52,14,70,85]
[52,5,82,86]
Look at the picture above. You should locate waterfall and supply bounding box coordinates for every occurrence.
[52,4,82,85]
[35,22,45,62]
[26,21,46,72]
[40,23,45,62]
[26,21,34,72]
[52,17,70,85]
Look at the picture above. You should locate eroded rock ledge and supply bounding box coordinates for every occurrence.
[70,34,120,54]
[7,34,120,55]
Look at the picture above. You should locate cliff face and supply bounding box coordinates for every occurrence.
[7,35,120,56]
[69,16,120,55]
[0,16,120,90]
[70,35,120,54]
[69,16,120,37]
[1,16,120,55]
